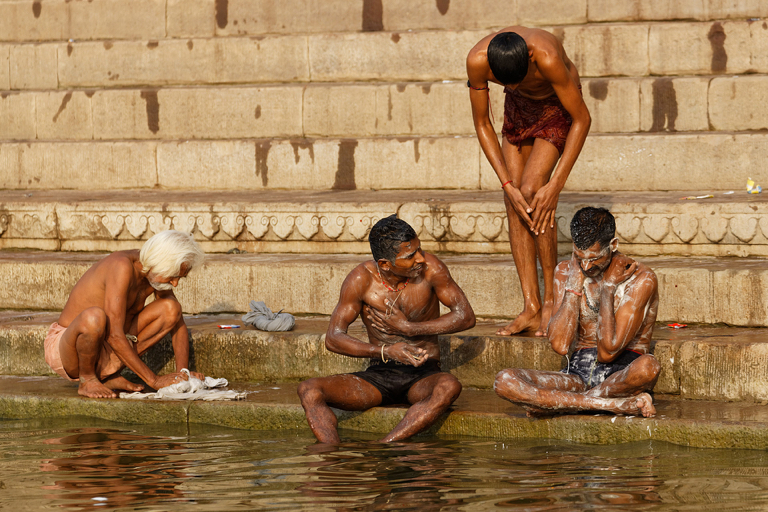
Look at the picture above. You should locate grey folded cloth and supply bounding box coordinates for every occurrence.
[241,301,295,331]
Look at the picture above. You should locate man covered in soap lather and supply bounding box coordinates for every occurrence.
[298,215,475,443]
[495,207,661,417]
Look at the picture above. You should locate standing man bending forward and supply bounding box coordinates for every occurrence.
[298,215,476,443]
[44,230,206,399]
[495,208,661,417]
[467,28,591,336]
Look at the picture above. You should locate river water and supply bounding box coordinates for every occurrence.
[1,417,767,511]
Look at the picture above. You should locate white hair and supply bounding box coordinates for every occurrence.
[139,230,205,278]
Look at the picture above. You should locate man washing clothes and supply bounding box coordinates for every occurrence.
[44,230,205,398]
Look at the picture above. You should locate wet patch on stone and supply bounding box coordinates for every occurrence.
[334,140,358,190]
[708,22,727,73]
[650,78,677,132]
[362,0,383,32]
[52,92,73,123]
[588,81,608,101]
[140,90,160,134]
[255,141,271,187]
[215,0,228,29]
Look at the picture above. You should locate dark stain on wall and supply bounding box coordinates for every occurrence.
[413,139,420,163]
[391,33,400,43]
[650,78,677,132]
[707,22,727,73]
[32,1,41,18]
[66,43,73,56]
[588,80,608,101]
[334,140,358,190]
[436,0,449,15]
[147,41,159,49]
[52,92,72,123]
[215,0,229,29]
[140,90,160,134]
[187,40,194,50]
[255,141,271,186]
[291,140,315,164]
[254,105,261,119]
[362,0,383,32]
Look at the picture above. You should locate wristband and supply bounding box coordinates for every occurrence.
[381,344,388,363]
[565,288,583,297]
[501,180,512,189]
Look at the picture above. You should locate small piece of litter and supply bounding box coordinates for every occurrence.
[724,191,734,195]
[92,498,108,502]
[747,178,762,194]
[668,323,687,329]
[670,357,674,364]
[218,324,240,329]
[680,194,714,200]
[611,417,616,423]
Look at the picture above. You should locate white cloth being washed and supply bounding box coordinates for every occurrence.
[119,369,247,401]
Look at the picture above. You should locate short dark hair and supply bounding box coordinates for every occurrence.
[570,207,616,250]
[369,215,417,263]
[487,32,529,85]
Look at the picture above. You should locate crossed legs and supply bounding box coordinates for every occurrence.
[58,298,184,398]
[494,355,661,417]
[298,372,461,444]
[496,137,561,337]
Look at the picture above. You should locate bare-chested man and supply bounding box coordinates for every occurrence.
[467,28,591,337]
[298,215,475,443]
[494,207,661,417]
[44,230,205,399]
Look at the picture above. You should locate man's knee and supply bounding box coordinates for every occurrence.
[432,375,462,405]
[78,307,107,338]
[633,354,661,381]
[297,379,325,405]
[494,368,526,397]
[519,182,539,204]
[156,298,182,325]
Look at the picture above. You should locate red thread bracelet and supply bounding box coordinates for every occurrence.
[501,180,512,189]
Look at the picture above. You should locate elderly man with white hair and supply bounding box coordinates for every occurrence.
[44,230,206,398]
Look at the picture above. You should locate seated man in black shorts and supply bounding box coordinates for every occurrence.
[494,207,661,417]
[298,215,476,443]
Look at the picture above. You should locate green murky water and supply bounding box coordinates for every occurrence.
[1,417,768,511]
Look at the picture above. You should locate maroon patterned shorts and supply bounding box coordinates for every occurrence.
[501,86,579,155]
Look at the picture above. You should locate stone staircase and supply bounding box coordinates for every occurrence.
[1,1,768,406]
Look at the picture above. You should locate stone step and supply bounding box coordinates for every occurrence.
[2,133,767,193]
[2,376,767,449]
[2,76,765,141]
[1,190,767,257]
[3,20,767,90]
[2,0,763,43]
[1,312,767,402]
[1,249,767,325]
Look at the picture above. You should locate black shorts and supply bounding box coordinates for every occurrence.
[562,348,643,388]
[351,360,442,406]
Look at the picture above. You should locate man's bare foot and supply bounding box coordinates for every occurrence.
[496,309,540,336]
[634,393,656,417]
[103,375,144,392]
[78,377,117,399]
[614,393,656,417]
[534,300,554,337]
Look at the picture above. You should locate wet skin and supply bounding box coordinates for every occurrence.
[57,250,203,399]
[298,237,476,444]
[467,26,592,337]
[495,240,661,418]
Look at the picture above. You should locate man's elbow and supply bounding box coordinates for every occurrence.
[597,346,621,363]
[463,310,476,330]
[549,335,569,356]
[324,331,343,354]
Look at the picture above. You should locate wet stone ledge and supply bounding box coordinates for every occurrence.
[1,314,768,402]
[2,377,768,450]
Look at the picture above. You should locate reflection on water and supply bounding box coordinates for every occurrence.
[1,417,768,511]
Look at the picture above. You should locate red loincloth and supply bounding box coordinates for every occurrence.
[501,86,580,155]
